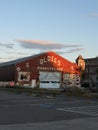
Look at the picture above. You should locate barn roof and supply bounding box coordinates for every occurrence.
[0,53,39,67]
[0,51,74,67]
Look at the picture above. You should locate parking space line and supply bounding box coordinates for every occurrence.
[66,105,98,109]
[56,107,98,117]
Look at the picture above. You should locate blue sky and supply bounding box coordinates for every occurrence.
[0,0,98,63]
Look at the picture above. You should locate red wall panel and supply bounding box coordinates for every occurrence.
[15,52,80,83]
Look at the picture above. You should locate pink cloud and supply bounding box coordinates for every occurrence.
[15,39,81,50]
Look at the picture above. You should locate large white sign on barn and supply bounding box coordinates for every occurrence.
[39,71,61,88]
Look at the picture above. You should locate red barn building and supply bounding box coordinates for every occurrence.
[0,51,80,88]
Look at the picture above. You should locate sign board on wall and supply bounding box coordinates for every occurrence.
[63,73,80,87]
[18,71,30,81]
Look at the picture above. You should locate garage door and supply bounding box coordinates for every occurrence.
[39,71,61,88]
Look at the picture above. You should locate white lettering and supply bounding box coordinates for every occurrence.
[51,56,54,61]
[57,60,61,66]
[37,66,63,71]
[54,58,57,63]
[39,56,61,66]
[40,59,43,64]
[44,58,47,63]
[47,56,50,61]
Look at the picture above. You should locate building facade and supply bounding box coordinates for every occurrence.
[83,57,98,87]
[0,51,81,88]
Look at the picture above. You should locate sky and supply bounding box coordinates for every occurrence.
[0,0,98,63]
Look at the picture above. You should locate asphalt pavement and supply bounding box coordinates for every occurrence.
[0,90,98,129]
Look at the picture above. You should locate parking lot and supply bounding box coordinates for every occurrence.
[0,90,98,129]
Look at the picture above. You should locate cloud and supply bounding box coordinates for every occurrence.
[65,48,85,53]
[86,13,98,17]
[15,39,81,50]
[90,13,98,17]
[0,57,15,63]
[8,50,29,55]
[0,52,29,63]
[0,43,14,49]
[54,48,85,55]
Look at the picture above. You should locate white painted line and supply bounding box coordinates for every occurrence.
[66,105,98,109]
[56,108,98,116]
[46,96,54,99]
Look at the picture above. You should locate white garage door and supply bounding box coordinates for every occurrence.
[39,71,61,88]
